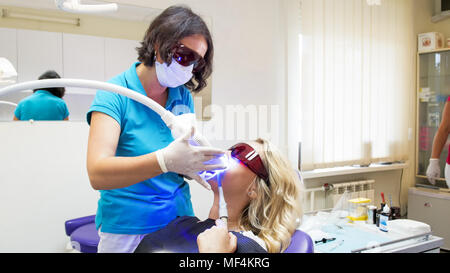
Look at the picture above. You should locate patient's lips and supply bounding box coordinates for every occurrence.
[199,153,240,181]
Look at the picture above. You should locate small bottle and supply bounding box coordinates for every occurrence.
[375,203,385,227]
[379,205,390,232]
[367,205,377,225]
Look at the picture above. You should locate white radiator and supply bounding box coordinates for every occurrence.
[304,180,375,212]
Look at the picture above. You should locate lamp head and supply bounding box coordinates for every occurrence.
[0,58,17,85]
[198,143,270,186]
[198,153,240,181]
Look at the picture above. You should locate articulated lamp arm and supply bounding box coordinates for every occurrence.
[0,78,209,145]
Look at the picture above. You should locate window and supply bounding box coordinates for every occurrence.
[299,0,415,171]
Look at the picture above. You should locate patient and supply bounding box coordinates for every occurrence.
[134,138,303,253]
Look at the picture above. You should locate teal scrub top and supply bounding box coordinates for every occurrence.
[14,90,69,121]
[86,62,196,235]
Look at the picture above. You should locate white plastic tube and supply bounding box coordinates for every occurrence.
[0,100,17,107]
[218,186,228,224]
[55,0,118,14]
[0,78,172,123]
[217,172,228,226]
[0,78,211,145]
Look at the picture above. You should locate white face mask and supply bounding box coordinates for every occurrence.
[155,58,194,88]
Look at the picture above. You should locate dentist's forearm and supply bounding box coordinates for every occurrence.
[431,128,449,159]
[431,102,450,159]
[87,152,163,190]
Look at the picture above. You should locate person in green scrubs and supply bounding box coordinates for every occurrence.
[13,70,69,121]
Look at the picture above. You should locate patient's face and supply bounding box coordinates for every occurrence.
[208,151,257,200]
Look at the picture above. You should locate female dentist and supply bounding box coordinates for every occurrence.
[86,5,225,253]
[426,96,450,188]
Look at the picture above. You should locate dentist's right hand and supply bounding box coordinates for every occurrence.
[155,126,226,190]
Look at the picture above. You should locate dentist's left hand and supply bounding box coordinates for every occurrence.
[155,126,226,190]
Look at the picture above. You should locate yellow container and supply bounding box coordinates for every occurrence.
[347,198,371,221]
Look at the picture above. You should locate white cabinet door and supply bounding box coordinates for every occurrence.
[104,37,140,80]
[17,29,63,83]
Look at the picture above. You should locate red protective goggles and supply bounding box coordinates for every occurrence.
[229,143,270,185]
[171,43,205,72]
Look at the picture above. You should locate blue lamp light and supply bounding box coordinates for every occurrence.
[198,153,240,181]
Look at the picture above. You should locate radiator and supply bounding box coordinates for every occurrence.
[304,180,375,212]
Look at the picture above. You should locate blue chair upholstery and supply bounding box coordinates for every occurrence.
[65,215,313,253]
[65,215,99,253]
[283,229,314,253]
[283,171,314,252]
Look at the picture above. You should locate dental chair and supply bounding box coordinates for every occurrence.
[65,215,99,253]
[65,215,313,253]
[285,171,314,253]
[65,172,313,253]
[284,230,314,253]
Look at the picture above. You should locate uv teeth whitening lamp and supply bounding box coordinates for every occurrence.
[0,78,231,225]
[199,154,240,225]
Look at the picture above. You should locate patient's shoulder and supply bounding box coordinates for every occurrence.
[168,216,215,232]
[233,231,268,253]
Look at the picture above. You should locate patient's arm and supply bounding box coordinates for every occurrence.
[197,220,237,253]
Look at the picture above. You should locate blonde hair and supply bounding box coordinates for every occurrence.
[238,138,303,253]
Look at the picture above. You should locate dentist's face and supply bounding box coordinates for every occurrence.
[155,34,208,63]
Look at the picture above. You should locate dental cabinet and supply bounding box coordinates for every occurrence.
[408,187,450,250]
[415,48,450,188]
[411,48,450,251]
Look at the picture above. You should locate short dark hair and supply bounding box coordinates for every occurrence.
[33,70,66,98]
[137,5,214,93]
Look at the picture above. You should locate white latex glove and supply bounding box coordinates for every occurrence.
[426,158,440,185]
[169,113,211,146]
[155,126,226,190]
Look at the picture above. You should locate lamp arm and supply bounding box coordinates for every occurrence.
[0,78,175,127]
